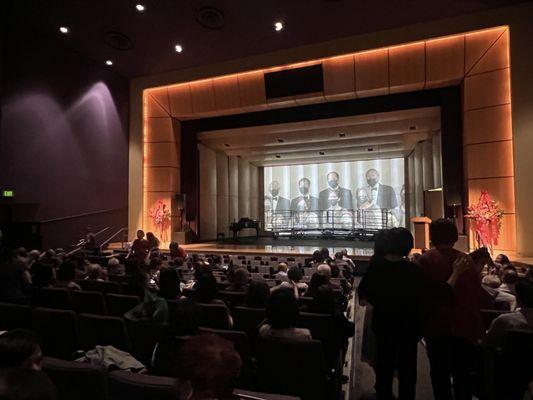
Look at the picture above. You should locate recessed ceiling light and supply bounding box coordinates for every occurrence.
[275,155,281,158]
[277,138,284,143]
[174,44,183,53]
[338,132,346,138]
[224,143,230,147]
[319,151,325,155]
[105,60,113,66]
[409,125,417,130]
[59,26,69,34]
[135,4,146,12]
[274,21,283,31]
[367,147,374,152]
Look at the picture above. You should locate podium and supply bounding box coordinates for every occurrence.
[411,217,432,250]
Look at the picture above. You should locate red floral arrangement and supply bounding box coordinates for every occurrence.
[149,200,171,242]
[466,190,504,251]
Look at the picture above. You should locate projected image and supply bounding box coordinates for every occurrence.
[264,159,405,233]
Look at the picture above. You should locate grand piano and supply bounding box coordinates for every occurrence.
[229,218,260,239]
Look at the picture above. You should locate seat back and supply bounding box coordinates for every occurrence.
[36,288,72,310]
[0,302,31,330]
[106,293,140,317]
[32,307,78,359]
[233,306,266,342]
[78,313,130,351]
[42,356,108,400]
[218,290,246,309]
[256,337,327,400]
[503,329,533,364]
[78,279,121,294]
[196,303,231,330]
[71,290,107,315]
[480,309,511,330]
[108,370,177,400]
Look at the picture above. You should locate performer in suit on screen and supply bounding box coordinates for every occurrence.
[265,180,290,211]
[290,177,319,212]
[365,168,398,210]
[319,171,353,211]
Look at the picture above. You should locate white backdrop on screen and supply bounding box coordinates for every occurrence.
[264,158,405,229]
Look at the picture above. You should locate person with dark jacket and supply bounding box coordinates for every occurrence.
[358,227,422,400]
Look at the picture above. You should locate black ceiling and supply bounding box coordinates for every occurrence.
[4,0,527,79]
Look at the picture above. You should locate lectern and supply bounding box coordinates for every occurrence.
[411,217,432,250]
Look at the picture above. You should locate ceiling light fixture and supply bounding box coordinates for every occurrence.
[319,151,325,155]
[338,132,346,138]
[275,155,281,158]
[105,60,113,66]
[277,138,284,143]
[274,21,283,31]
[174,44,183,53]
[59,26,69,34]
[135,4,146,12]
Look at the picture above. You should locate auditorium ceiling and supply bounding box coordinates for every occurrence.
[6,0,526,77]
[198,106,440,166]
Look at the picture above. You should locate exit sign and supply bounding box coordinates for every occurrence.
[2,190,14,198]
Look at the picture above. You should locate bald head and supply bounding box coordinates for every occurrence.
[317,263,331,278]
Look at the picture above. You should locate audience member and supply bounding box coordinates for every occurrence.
[358,227,422,400]
[0,329,42,371]
[158,267,182,300]
[0,257,32,304]
[273,262,288,282]
[175,333,242,400]
[169,241,187,260]
[85,263,107,281]
[500,269,518,295]
[52,261,81,290]
[225,268,250,292]
[482,275,517,311]
[193,273,224,305]
[127,230,149,262]
[303,272,329,298]
[271,266,308,295]
[417,218,482,400]
[0,369,57,400]
[259,288,311,341]
[244,280,270,308]
[106,257,125,276]
[340,248,356,275]
[145,231,161,258]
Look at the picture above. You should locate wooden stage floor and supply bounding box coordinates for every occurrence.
[182,237,374,260]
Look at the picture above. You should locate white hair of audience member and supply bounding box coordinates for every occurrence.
[108,257,120,267]
[28,250,41,260]
[317,263,331,277]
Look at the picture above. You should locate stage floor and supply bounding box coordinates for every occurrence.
[182,237,374,260]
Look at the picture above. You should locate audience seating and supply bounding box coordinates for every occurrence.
[233,306,266,343]
[32,307,79,359]
[108,370,177,400]
[71,290,107,315]
[106,293,140,317]
[0,302,31,330]
[36,287,72,310]
[42,356,108,400]
[256,337,328,400]
[219,290,246,308]
[77,279,121,294]
[480,309,511,330]
[196,302,231,330]
[78,313,131,352]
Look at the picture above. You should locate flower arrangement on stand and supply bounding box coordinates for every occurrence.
[465,190,504,253]
[149,200,171,242]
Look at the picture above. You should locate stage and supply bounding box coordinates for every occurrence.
[181,236,374,261]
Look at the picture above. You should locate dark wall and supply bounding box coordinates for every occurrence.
[0,12,129,249]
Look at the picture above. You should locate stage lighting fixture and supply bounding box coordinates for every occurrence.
[274,21,283,31]
[105,60,113,66]
[174,44,183,53]
[135,4,146,12]
[59,26,70,34]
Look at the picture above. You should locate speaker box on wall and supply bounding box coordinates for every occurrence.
[264,64,324,99]
[174,193,186,210]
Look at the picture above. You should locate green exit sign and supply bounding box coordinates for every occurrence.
[2,190,14,198]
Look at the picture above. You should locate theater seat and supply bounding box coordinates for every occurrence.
[78,313,131,352]
[233,388,301,400]
[108,370,177,400]
[42,356,108,400]
[218,290,246,308]
[256,337,328,400]
[36,288,72,310]
[32,307,79,359]
[0,302,31,330]
[77,279,121,294]
[196,302,231,330]
[480,309,511,330]
[233,306,266,344]
[106,293,140,317]
[71,290,107,315]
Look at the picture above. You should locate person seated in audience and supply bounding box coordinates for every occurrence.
[225,268,250,292]
[245,280,270,308]
[358,227,423,400]
[494,253,511,268]
[303,272,329,298]
[15,247,29,266]
[273,262,288,282]
[317,263,342,293]
[500,269,518,295]
[158,266,182,300]
[0,329,42,371]
[193,272,225,305]
[106,256,125,276]
[175,333,242,400]
[340,248,356,273]
[52,261,81,290]
[85,263,107,281]
[470,247,499,309]
[311,249,323,267]
[127,229,149,262]
[320,247,332,263]
[169,241,187,260]
[259,288,312,341]
[334,251,350,278]
[0,250,32,304]
[482,275,517,311]
[271,266,308,297]
[0,369,57,400]
[145,231,161,258]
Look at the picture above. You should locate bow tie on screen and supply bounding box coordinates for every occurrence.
[371,187,378,191]
[272,197,278,201]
